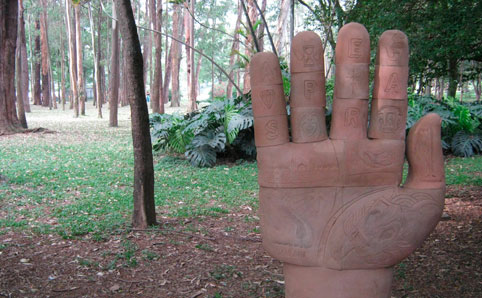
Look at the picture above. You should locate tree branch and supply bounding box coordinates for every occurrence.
[252,0,278,57]
[99,0,245,99]
[240,0,260,53]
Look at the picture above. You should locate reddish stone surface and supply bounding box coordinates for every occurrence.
[251,23,446,297]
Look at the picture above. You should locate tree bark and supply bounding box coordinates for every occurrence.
[170,3,184,107]
[65,0,79,116]
[187,0,197,112]
[447,58,458,98]
[88,2,102,118]
[18,0,29,113]
[226,1,242,98]
[151,0,163,114]
[276,0,290,56]
[0,0,21,134]
[40,0,50,108]
[109,0,120,127]
[143,0,153,88]
[472,76,481,102]
[33,19,41,106]
[60,20,66,110]
[116,0,156,229]
[15,1,27,128]
[184,2,191,105]
[161,0,170,108]
[75,4,86,115]
[255,0,267,52]
[242,0,258,94]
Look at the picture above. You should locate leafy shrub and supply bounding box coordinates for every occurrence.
[407,95,481,156]
[150,95,255,167]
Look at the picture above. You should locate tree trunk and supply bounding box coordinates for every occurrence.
[109,0,120,127]
[276,0,290,56]
[0,0,21,134]
[447,58,458,98]
[187,0,197,112]
[472,76,481,102]
[88,2,102,118]
[226,1,242,98]
[98,5,106,105]
[33,19,41,106]
[161,0,170,108]
[151,0,163,114]
[74,4,86,115]
[18,0,29,113]
[242,0,258,94]
[120,54,129,107]
[256,0,267,52]
[15,3,27,128]
[116,0,156,229]
[161,42,172,112]
[40,0,50,108]
[184,2,191,106]
[49,66,57,109]
[143,0,153,88]
[65,0,79,116]
[170,3,184,107]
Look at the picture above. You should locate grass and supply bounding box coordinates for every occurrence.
[0,104,480,239]
[0,105,258,239]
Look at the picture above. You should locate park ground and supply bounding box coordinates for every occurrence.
[0,104,481,297]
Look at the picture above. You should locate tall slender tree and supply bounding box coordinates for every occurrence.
[15,0,27,128]
[18,0,30,113]
[65,0,79,116]
[187,0,197,112]
[116,0,156,229]
[151,0,163,114]
[88,2,102,118]
[109,0,120,127]
[0,0,21,134]
[33,19,41,105]
[226,0,242,98]
[40,0,50,107]
[74,4,86,115]
[170,2,184,107]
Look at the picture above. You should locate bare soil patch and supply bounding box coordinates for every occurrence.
[1,185,481,297]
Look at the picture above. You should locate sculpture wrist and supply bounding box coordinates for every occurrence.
[284,264,393,298]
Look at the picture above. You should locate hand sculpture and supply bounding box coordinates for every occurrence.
[251,23,445,298]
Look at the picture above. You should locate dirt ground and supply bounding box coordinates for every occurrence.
[1,185,481,298]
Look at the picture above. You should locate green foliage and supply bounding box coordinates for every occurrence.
[451,131,482,157]
[407,94,482,156]
[151,95,255,167]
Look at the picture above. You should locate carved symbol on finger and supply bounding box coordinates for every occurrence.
[348,38,363,58]
[304,80,315,100]
[261,89,274,109]
[265,120,279,140]
[377,106,402,133]
[303,45,315,66]
[300,111,322,138]
[385,33,405,62]
[385,72,401,95]
[344,107,360,128]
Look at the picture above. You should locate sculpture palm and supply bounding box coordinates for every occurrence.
[250,23,445,297]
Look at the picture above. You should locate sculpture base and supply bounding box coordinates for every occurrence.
[284,264,393,298]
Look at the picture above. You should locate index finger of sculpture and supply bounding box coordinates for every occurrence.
[368,30,409,140]
[290,31,327,143]
[251,52,290,147]
[330,23,370,140]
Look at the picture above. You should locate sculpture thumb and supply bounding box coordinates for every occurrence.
[404,113,445,189]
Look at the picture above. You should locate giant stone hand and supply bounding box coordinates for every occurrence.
[250,23,445,297]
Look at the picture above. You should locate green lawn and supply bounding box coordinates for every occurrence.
[0,105,480,239]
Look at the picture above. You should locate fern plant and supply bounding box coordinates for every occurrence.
[150,94,255,167]
[451,130,482,157]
